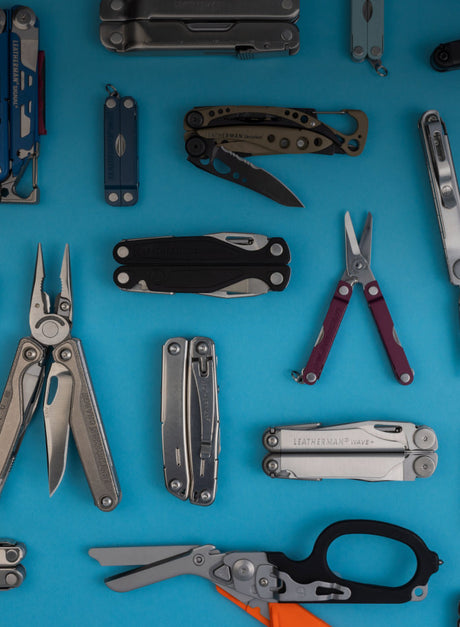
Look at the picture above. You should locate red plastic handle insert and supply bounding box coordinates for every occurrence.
[364,281,414,385]
[301,281,352,384]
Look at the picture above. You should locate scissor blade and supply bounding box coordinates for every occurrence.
[89,546,199,567]
[92,545,220,593]
[214,146,304,208]
[44,362,72,496]
[344,211,361,257]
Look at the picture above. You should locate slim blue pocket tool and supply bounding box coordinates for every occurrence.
[104,84,138,206]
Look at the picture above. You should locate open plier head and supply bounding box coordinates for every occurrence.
[29,244,72,347]
[0,244,121,511]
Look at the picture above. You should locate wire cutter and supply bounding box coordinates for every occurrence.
[294,212,413,385]
[0,245,121,511]
[90,520,441,627]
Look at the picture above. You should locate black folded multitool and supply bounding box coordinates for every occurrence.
[113,232,291,298]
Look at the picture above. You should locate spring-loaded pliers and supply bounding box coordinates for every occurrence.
[0,245,121,511]
[293,212,413,385]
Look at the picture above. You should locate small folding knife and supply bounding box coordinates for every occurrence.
[113,232,291,297]
[0,6,45,203]
[0,540,26,589]
[263,421,438,482]
[184,106,368,206]
[419,110,460,323]
[99,0,300,58]
[162,337,220,506]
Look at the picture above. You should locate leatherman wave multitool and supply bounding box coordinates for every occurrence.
[113,233,291,297]
[262,421,438,481]
[0,6,45,202]
[184,106,368,206]
[293,212,413,385]
[0,540,26,589]
[162,337,219,506]
[350,0,387,76]
[419,111,460,323]
[99,0,300,58]
[0,245,121,511]
[90,520,441,627]
[104,85,138,206]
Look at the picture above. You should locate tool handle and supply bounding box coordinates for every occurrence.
[53,338,121,511]
[364,281,413,385]
[216,587,331,626]
[268,520,440,604]
[0,338,45,494]
[114,265,290,294]
[299,281,351,384]
[113,235,291,265]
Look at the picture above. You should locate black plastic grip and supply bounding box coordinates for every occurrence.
[431,40,460,72]
[267,520,440,604]
[113,236,291,266]
[114,265,290,293]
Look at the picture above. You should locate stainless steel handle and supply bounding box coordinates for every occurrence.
[52,338,121,511]
[0,338,45,494]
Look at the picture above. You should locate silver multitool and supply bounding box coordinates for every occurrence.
[162,337,220,506]
[0,540,26,589]
[0,245,121,511]
[263,421,438,481]
[419,110,460,323]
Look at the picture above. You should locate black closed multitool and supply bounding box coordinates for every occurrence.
[113,232,291,298]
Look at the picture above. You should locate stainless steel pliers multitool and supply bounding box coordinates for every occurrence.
[294,212,414,385]
[0,245,121,511]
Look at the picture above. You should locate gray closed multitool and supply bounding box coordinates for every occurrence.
[419,110,460,326]
[350,0,387,76]
[99,0,300,57]
[162,337,220,506]
[0,245,121,511]
[263,421,438,481]
[0,540,26,590]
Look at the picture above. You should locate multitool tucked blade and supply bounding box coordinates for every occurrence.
[44,362,72,496]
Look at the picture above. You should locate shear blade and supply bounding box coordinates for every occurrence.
[344,211,373,279]
[44,362,73,496]
[89,546,199,567]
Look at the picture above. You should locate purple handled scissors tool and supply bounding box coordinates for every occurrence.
[294,212,414,386]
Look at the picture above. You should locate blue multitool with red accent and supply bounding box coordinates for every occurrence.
[0,6,45,203]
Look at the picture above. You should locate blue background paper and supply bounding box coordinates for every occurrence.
[2,1,459,625]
